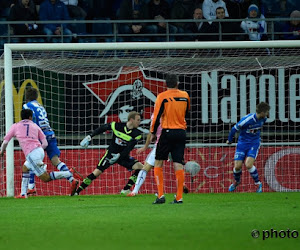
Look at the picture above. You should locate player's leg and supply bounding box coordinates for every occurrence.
[119,157,143,194]
[229,143,246,192]
[169,129,186,204]
[15,165,30,198]
[245,148,262,193]
[245,144,262,192]
[27,171,37,196]
[128,162,153,196]
[152,130,170,204]
[127,146,156,196]
[73,151,111,195]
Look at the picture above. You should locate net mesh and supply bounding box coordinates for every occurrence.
[0,46,300,196]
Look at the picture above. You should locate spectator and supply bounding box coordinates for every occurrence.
[60,0,86,19]
[118,0,155,41]
[8,0,43,42]
[171,0,196,34]
[210,6,244,40]
[148,0,177,41]
[0,0,16,18]
[283,10,300,40]
[241,4,267,41]
[202,0,229,21]
[185,7,211,41]
[39,0,73,43]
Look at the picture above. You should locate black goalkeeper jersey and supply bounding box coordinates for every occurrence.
[90,122,142,158]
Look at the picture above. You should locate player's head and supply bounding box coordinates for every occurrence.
[165,74,179,88]
[248,4,258,18]
[127,111,141,128]
[216,7,225,19]
[25,87,38,102]
[21,109,33,120]
[256,102,270,118]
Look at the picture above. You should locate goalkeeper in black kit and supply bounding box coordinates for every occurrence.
[72,111,144,196]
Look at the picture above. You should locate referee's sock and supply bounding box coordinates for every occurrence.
[175,169,184,201]
[154,167,164,198]
[123,169,140,190]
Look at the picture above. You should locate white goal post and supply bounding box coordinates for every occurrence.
[2,40,300,197]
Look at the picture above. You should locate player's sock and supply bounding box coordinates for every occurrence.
[76,173,97,194]
[57,162,69,171]
[21,173,30,196]
[49,171,72,180]
[132,169,147,194]
[123,169,140,190]
[154,167,164,198]
[233,168,242,184]
[28,171,35,190]
[175,169,184,201]
[248,166,260,183]
[57,162,74,183]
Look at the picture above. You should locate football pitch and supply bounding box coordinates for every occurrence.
[0,193,299,250]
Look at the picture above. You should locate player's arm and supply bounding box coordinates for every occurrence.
[80,123,112,148]
[150,95,164,135]
[0,125,16,156]
[37,126,48,149]
[136,133,152,154]
[227,124,240,144]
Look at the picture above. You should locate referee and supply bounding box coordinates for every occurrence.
[150,74,190,204]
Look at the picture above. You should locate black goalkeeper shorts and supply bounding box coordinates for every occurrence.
[155,129,186,164]
[97,150,139,172]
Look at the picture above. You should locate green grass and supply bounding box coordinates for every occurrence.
[0,193,299,250]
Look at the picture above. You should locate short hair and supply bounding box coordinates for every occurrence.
[21,109,33,120]
[216,7,225,13]
[25,87,38,102]
[128,111,140,121]
[165,74,178,88]
[256,102,270,113]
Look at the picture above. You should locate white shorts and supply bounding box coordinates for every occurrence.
[145,145,156,167]
[24,147,46,177]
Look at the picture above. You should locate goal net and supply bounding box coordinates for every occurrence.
[1,41,300,197]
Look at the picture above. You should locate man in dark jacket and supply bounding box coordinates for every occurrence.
[8,0,43,42]
[39,0,72,42]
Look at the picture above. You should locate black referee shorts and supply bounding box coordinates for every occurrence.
[155,129,186,164]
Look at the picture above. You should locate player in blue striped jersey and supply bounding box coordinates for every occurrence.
[23,87,82,196]
[226,102,270,193]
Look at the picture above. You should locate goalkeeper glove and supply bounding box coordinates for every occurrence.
[80,135,92,148]
[108,153,120,164]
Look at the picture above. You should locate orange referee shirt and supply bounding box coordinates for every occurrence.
[150,88,190,134]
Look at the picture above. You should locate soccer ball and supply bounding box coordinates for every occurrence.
[184,161,200,177]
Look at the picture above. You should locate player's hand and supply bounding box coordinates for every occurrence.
[80,135,92,148]
[136,147,147,154]
[109,153,120,164]
[226,140,232,145]
[150,133,156,143]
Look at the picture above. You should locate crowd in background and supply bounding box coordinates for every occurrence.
[0,0,300,45]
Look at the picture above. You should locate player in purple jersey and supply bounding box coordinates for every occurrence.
[226,102,270,193]
[0,109,75,198]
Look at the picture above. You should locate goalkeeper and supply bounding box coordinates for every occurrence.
[73,111,144,196]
